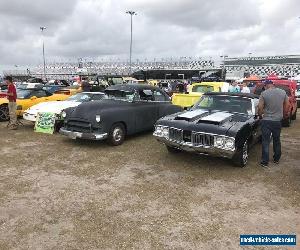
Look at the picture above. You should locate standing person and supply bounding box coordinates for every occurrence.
[258,80,289,168]
[5,76,18,130]
[241,82,250,93]
[228,81,241,93]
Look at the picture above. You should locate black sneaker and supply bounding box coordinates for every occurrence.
[273,160,280,164]
[260,162,269,168]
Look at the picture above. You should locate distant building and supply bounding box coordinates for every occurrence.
[225,55,300,78]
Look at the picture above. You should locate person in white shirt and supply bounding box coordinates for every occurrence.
[221,82,229,92]
[241,82,250,93]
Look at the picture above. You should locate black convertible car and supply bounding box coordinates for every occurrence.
[154,92,261,167]
[60,84,182,145]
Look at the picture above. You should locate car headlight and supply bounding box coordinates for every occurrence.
[224,138,235,151]
[161,126,169,138]
[154,125,169,138]
[214,136,224,148]
[96,115,101,123]
[155,125,163,135]
[61,111,67,118]
[214,136,235,151]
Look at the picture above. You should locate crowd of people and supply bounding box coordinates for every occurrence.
[228,81,251,93]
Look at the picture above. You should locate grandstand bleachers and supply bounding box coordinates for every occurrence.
[28,59,216,76]
[4,55,300,79]
[224,55,300,78]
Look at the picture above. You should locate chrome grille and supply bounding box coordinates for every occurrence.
[169,127,183,142]
[192,133,214,147]
[67,119,92,133]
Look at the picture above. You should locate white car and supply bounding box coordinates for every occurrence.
[23,92,106,122]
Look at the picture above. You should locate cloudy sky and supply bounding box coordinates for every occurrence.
[0,0,300,69]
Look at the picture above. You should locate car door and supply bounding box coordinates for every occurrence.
[134,89,158,132]
[152,89,174,119]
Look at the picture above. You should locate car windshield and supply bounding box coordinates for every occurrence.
[105,90,135,102]
[193,95,253,115]
[192,85,215,93]
[67,93,92,102]
[16,89,32,99]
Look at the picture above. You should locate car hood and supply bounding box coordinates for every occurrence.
[27,101,80,114]
[67,99,132,120]
[158,109,250,136]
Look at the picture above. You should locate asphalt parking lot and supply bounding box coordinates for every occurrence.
[0,117,299,249]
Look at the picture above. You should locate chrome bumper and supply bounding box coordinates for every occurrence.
[155,136,236,159]
[23,112,37,122]
[59,128,108,140]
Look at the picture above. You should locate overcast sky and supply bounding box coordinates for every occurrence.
[0,0,300,69]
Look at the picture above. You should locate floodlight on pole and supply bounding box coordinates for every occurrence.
[126,10,137,75]
[40,26,46,80]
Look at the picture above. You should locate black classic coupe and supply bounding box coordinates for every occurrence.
[154,92,261,167]
[60,84,182,145]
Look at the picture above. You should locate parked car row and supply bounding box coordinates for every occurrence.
[21,84,260,167]
[1,82,297,168]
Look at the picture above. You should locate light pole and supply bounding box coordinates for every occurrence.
[40,26,46,80]
[220,55,228,80]
[248,52,252,75]
[126,11,137,75]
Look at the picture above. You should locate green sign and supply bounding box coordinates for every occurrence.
[34,112,56,134]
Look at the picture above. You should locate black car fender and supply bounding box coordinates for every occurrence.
[158,104,183,118]
[234,123,253,151]
[97,108,134,135]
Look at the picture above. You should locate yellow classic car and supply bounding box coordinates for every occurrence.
[0,88,73,121]
[53,87,82,96]
[147,79,159,86]
[172,82,228,109]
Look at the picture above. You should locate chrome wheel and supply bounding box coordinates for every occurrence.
[113,127,123,142]
[108,123,126,146]
[242,142,248,166]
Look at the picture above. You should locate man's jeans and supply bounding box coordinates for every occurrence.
[261,120,282,165]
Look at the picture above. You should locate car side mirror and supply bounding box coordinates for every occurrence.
[30,96,37,100]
